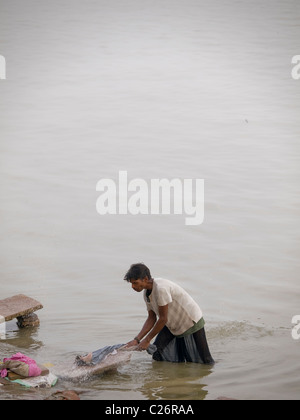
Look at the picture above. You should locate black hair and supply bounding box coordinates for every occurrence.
[123,263,152,282]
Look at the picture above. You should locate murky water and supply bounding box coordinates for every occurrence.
[0,0,300,400]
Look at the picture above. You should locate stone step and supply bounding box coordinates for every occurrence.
[0,294,43,322]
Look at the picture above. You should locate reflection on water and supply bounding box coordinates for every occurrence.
[2,321,44,351]
[138,361,212,400]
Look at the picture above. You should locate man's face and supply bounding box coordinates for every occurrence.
[130,278,147,292]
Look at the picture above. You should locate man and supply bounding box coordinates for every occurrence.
[124,263,214,364]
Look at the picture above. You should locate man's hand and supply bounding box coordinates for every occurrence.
[125,339,139,348]
[138,338,151,351]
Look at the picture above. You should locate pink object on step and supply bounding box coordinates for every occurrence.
[2,352,42,377]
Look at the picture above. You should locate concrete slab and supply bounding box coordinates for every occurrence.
[0,294,43,322]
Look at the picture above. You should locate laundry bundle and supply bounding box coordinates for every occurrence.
[0,352,42,379]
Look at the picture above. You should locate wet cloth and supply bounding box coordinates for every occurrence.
[80,344,156,367]
[90,344,125,365]
[149,326,215,364]
[144,278,203,336]
[0,353,42,378]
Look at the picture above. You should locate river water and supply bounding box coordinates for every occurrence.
[0,0,300,400]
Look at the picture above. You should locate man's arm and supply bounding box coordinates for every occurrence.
[126,310,157,348]
[138,305,168,350]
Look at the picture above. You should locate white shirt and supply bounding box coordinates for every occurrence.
[144,278,203,336]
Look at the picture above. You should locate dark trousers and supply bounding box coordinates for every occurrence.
[153,326,214,364]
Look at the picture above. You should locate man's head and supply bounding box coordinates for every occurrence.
[124,263,152,292]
